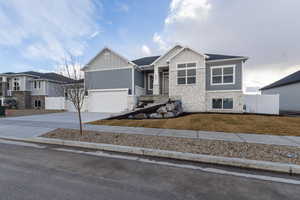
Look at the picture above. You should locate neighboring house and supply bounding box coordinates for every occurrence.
[261,70,300,112]
[82,45,248,113]
[0,71,74,109]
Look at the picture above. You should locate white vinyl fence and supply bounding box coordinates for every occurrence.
[244,94,279,115]
[45,97,88,112]
[45,97,65,110]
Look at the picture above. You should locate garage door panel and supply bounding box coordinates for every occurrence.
[88,90,128,113]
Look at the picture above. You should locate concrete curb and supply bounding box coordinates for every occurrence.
[3,136,300,175]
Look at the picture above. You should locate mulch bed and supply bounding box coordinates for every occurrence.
[42,128,300,165]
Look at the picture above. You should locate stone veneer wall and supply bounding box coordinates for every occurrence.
[168,49,206,112]
[12,91,32,109]
[0,82,7,97]
[205,91,244,113]
[31,95,46,109]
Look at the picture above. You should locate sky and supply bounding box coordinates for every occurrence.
[0,0,299,91]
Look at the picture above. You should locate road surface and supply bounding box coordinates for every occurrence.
[0,140,299,200]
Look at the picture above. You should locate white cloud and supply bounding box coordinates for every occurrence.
[0,0,101,62]
[153,33,169,52]
[141,45,152,56]
[89,31,100,39]
[165,0,211,24]
[153,0,300,88]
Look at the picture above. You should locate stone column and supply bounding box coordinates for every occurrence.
[153,66,160,95]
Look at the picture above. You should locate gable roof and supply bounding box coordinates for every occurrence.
[168,46,209,62]
[261,70,300,90]
[2,71,75,83]
[132,56,160,66]
[151,44,183,65]
[82,47,136,71]
[205,54,247,61]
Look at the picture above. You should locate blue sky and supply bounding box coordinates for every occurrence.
[0,0,169,72]
[0,0,300,89]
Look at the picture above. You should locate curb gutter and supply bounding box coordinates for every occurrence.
[2,136,300,175]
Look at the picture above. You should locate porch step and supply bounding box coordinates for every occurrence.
[139,95,169,103]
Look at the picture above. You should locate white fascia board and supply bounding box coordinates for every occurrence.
[83,66,133,73]
[151,44,183,65]
[206,57,249,63]
[167,47,208,63]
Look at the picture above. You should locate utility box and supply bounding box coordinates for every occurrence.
[0,106,5,117]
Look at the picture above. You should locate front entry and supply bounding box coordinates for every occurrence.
[162,72,169,96]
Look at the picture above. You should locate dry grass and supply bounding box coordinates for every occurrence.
[89,113,300,136]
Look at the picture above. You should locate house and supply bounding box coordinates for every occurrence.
[0,71,74,109]
[82,45,248,113]
[261,70,300,112]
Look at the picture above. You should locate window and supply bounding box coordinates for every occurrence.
[177,62,196,85]
[212,98,233,109]
[211,66,235,85]
[34,81,37,89]
[34,100,41,109]
[148,73,154,90]
[13,78,20,91]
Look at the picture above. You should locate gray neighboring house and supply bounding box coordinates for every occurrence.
[82,45,248,113]
[261,70,300,112]
[0,71,74,109]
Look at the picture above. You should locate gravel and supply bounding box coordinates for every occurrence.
[43,128,300,165]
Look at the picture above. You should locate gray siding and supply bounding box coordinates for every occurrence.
[134,69,144,88]
[262,82,300,111]
[85,68,132,90]
[87,48,132,71]
[206,60,243,91]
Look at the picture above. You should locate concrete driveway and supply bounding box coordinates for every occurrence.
[0,112,112,139]
[4,112,113,123]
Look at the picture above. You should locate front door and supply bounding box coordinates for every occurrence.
[162,72,169,96]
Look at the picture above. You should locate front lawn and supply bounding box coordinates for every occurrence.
[89,113,300,136]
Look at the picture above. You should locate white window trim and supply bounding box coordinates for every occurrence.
[212,98,234,110]
[210,65,235,86]
[147,73,154,91]
[176,61,197,85]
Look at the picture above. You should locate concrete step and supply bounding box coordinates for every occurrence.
[139,95,169,103]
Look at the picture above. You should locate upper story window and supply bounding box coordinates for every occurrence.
[13,78,20,91]
[177,62,196,85]
[34,80,42,89]
[211,65,235,85]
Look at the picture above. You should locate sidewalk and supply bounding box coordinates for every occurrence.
[83,124,300,147]
[1,116,300,147]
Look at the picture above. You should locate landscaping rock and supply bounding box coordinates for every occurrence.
[149,113,163,119]
[134,113,147,119]
[157,106,168,114]
[166,103,175,111]
[164,112,176,118]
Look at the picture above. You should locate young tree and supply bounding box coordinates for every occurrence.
[61,55,85,135]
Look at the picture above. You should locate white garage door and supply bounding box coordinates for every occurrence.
[88,89,128,113]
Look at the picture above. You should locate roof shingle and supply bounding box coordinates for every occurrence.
[3,71,75,83]
[261,70,300,90]
[131,56,160,66]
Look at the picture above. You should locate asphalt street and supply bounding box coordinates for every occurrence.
[0,140,299,200]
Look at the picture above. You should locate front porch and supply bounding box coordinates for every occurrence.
[144,67,169,96]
